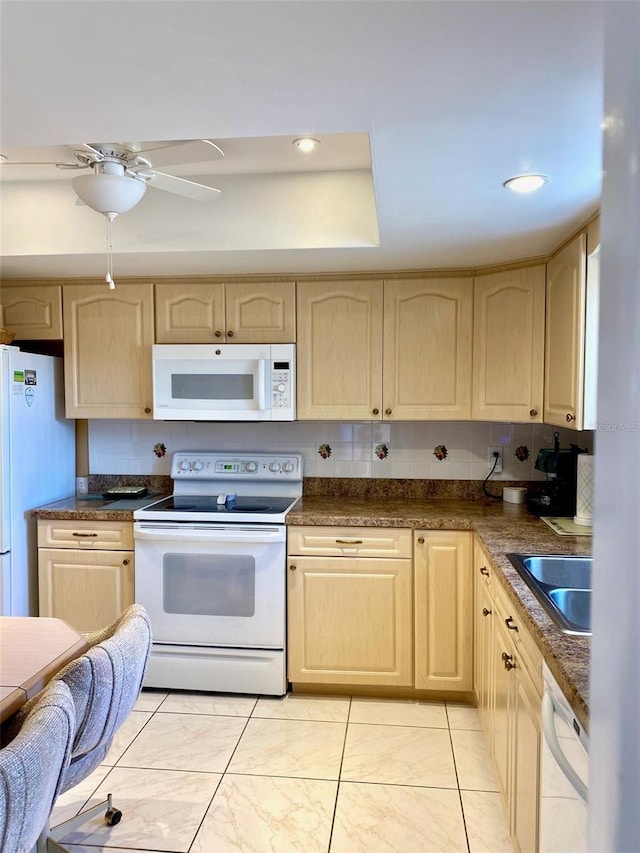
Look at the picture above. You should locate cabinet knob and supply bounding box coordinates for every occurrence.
[502,652,516,671]
[372,408,380,415]
[123,559,130,566]
[566,413,576,422]
[144,407,151,414]
[505,616,518,631]
[417,536,425,544]
[227,330,235,338]
[482,607,492,617]
[529,409,538,418]
[289,564,297,571]
[215,330,223,338]
[385,408,392,416]
[480,566,490,576]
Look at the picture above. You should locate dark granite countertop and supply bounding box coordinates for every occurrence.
[287,495,592,731]
[32,492,169,520]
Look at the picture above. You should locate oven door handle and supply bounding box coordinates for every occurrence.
[134,524,285,544]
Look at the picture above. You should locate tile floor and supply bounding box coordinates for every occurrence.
[51,691,514,852]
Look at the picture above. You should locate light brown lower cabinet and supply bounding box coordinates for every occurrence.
[475,536,543,853]
[287,527,413,686]
[37,519,134,633]
[287,526,473,693]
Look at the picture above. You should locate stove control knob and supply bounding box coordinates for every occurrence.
[245,461,258,473]
[282,461,295,473]
[269,461,281,473]
[177,459,191,472]
[192,460,204,471]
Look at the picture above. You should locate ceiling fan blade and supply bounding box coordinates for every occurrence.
[148,171,221,202]
[133,139,224,168]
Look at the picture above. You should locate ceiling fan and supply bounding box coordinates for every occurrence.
[2,138,224,288]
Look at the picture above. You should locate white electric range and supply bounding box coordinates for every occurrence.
[133,451,303,695]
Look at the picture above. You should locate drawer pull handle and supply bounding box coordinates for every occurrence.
[480,566,490,576]
[336,539,363,545]
[482,607,492,617]
[502,652,516,671]
[72,532,98,538]
[505,616,519,631]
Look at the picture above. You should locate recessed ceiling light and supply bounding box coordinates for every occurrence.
[503,174,550,193]
[293,137,320,153]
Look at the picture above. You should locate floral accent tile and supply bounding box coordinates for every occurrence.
[318,443,332,459]
[153,442,167,458]
[514,445,530,462]
[433,444,448,461]
[374,443,389,460]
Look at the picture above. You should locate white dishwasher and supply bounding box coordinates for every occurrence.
[539,662,589,852]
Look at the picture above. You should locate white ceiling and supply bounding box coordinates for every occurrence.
[0,1,604,280]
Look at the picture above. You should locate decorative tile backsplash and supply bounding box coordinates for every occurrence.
[88,420,593,481]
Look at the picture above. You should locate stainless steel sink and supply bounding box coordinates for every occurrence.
[506,553,592,636]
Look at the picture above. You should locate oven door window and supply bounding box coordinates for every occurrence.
[163,553,255,617]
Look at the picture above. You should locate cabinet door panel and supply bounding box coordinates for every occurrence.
[513,672,541,853]
[287,555,412,686]
[544,234,587,429]
[63,283,154,418]
[384,279,473,419]
[414,531,473,691]
[0,283,63,339]
[473,266,545,422]
[296,280,383,419]
[38,548,134,632]
[225,281,295,342]
[154,282,225,343]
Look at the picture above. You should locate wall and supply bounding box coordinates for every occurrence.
[88,419,590,481]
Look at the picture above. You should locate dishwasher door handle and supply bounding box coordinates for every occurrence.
[541,689,589,803]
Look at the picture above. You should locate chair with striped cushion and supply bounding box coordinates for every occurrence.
[0,680,75,853]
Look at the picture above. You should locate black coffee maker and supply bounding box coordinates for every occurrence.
[526,432,587,516]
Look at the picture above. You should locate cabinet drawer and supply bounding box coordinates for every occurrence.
[493,580,543,695]
[287,526,412,558]
[37,519,134,550]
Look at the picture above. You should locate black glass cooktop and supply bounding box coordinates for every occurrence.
[140,495,295,514]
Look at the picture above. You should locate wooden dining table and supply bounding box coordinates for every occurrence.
[0,616,89,723]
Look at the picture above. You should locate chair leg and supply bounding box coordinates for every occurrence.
[41,793,122,851]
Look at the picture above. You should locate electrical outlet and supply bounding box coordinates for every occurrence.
[76,476,89,495]
[488,447,503,474]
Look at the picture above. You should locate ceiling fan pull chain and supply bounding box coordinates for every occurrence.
[105,212,116,289]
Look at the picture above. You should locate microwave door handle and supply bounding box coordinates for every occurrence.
[257,360,267,410]
[541,689,589,802]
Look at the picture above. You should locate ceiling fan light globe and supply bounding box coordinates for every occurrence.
[71,172,146,215]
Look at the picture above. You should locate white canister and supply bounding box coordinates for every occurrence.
[503,486,527,504]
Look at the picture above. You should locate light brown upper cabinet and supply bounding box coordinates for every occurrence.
[543,232,588,429]
[297,277,473,420]
[384,278,473,420]
[0,283,63,339]
[154,280,296,343]
[472,265,546,422]
[63,283,154,418]
[296,280,384,419]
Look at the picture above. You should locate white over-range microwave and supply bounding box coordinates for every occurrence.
[152,344,296,421]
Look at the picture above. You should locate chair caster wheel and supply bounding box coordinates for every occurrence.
[105,807,122,826]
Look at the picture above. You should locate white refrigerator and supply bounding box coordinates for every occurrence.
[0,345,76,616]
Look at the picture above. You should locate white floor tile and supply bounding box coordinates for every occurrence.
[56,766,221,852]
[133,689,168,712]
[446,702,483,731]
[227,717,346,779]
[462,790,514,852]
[116,711,247,772]
[102,711,152,766]
[331,782,468,852]
[349,697,447,728]
[254,693,350,722]
[159,691,257,717]
[341,723,457,788]
[51,765,112,827]
[451,728,500,792]
[191,773,337,852]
